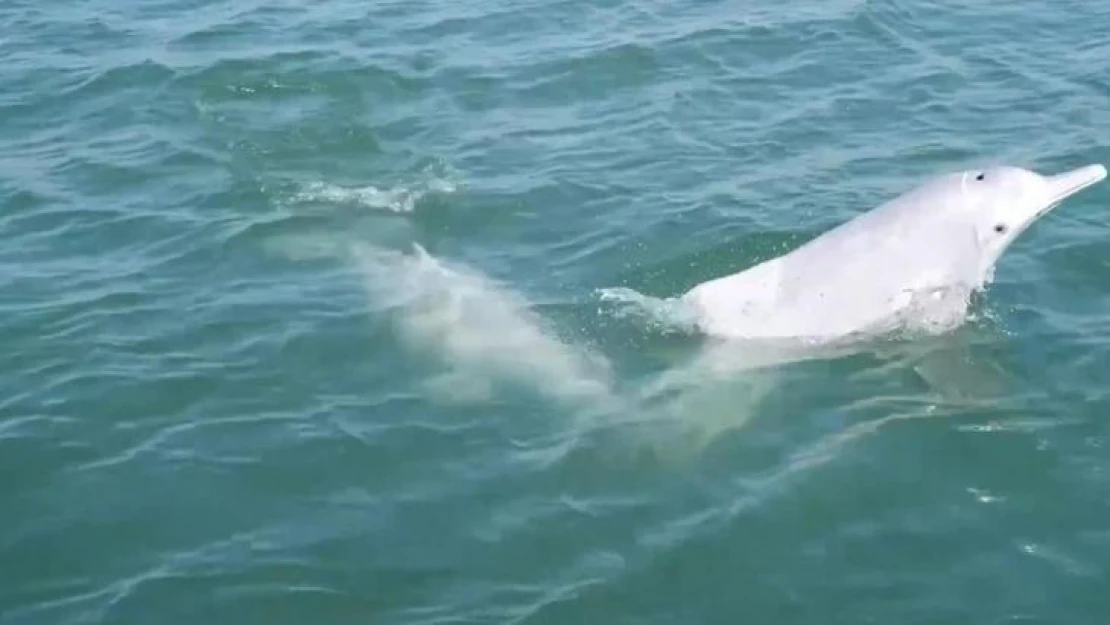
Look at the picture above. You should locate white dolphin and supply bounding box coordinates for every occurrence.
[683,163,1107,343]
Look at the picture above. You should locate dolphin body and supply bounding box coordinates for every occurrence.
[682,163,1107,344]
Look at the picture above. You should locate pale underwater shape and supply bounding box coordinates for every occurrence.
[348,243,615,408]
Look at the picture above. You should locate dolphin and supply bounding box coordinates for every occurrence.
[682,163,1107,344]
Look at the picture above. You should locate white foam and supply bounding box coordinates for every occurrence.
[292,168,458,214]
[596,287,701,334]
[294,182,421,213]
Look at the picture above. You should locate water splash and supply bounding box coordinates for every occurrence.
[596,287,702,335]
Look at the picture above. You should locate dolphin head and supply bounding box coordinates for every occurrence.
[955,163,1106,275]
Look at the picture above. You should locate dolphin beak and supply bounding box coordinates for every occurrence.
[1044,164,1107,208]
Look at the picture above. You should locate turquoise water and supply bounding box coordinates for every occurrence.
[4,1,1110,622]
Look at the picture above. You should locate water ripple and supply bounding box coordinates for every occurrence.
[4,0,1110,623]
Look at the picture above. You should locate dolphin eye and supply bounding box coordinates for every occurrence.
[994,223,1007,234]
[976,173,985,181]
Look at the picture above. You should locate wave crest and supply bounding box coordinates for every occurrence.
[292,175,457,214]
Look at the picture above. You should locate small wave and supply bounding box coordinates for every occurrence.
[292,179,455,213]
[290,166,459,214]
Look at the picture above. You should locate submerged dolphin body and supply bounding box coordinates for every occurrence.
[682,164,1107,343]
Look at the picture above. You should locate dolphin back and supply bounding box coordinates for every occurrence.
[682,172,985,340]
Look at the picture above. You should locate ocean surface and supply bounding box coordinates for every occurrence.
[4,1,1110,623]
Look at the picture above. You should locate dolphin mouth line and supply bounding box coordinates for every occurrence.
[1044,164,1107,210]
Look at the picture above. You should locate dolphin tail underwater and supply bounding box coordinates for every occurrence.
[681,162,1107,344]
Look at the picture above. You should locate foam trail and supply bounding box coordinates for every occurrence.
[292,167,457,214]
[349,243,615,409]
[293,180,453,213]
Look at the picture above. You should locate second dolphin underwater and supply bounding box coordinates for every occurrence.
[681,163,1108,345]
